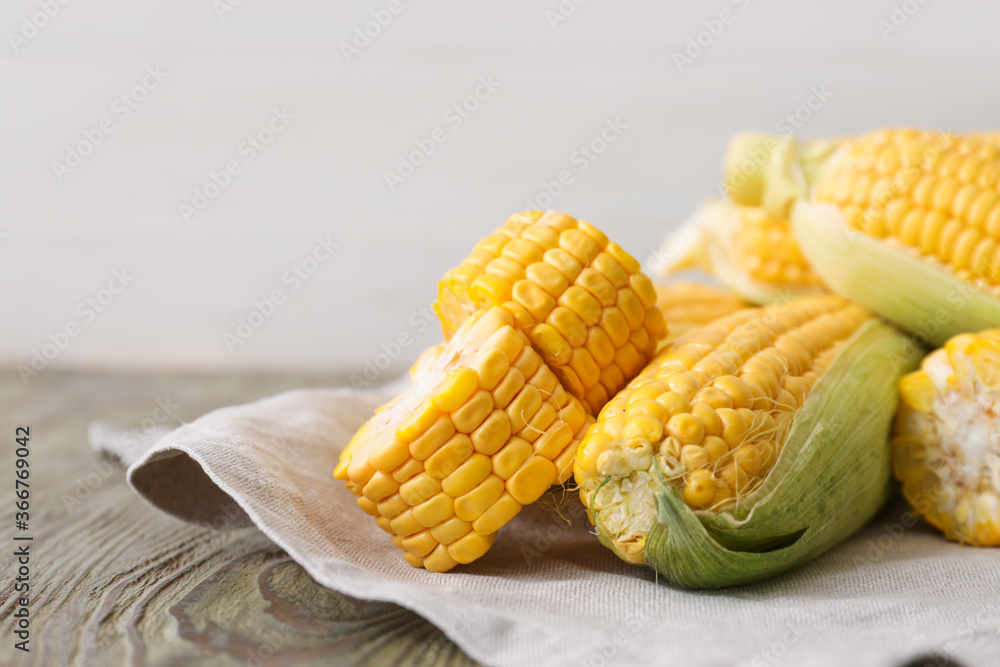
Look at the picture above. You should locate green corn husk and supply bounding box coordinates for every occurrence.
[588,317,920,589]
[794,201,1000,348]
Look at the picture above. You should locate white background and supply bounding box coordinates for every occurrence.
[2,0,996,381]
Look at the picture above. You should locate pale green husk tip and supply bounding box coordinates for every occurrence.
[794,201,1000,348]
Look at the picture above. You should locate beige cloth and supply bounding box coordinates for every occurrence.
[90,386,1000,667]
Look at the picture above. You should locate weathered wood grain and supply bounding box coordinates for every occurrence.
[0,369,478,666]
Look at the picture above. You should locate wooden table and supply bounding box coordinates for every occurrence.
[0,369,477,666]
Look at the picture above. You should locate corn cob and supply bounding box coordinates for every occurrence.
[436,210,666,414]
[728,129,1000,346]
[894,329,1000,546]
[653,281,751,341]
[656,201,825,304]
[335,306,593,572]
[410,343,445,382]
[574,294,920,588]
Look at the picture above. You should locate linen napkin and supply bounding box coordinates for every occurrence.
[90,386,1000,667]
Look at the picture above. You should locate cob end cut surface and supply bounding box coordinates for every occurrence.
[895,330,1000,546]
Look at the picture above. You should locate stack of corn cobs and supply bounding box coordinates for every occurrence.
[335,129,1000,588]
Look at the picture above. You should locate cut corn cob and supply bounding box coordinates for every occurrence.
[574,294,920,588]
[728,129,1000,346]
[410,344,445,383]
[653,281,751,341]
[655,201,825,304]
[335,306,593,572]
[894,329,1000,546]
[435,210,666,415]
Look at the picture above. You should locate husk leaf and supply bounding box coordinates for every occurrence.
[794,201,1000,348]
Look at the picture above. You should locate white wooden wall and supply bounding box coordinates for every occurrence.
[2,0,997,379]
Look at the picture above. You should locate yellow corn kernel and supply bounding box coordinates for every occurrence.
[471,347,510,391]
[528,323,572,366]
[396,398,441,443]
[507,384,542,433]
[448,531,496,565]
[412,492,455,528]
[520,402,557,442]
[377,493,408,519]
[389,509,424,538]
[471,410,512,455]
[534,422,574,459]
[899,372,936,412]
[451,390,495,434]
[401,531,438,558]
[423,544,459,573]
[424,434,474,480]
[547,306,588,348]
[507,456,558,505]
[513,345,542,380]
[369,437,410,473]
[430,516,472,545]
[362,471,399,503]
[433,367,479,413]
[408,415,457,461]
[399,472,441,506]
[492,437,534,479]
[473,493,522,535]
[667,413,705,445]
[491,368,525,410]
[441,453,492,498]
[454,475,506,522]
[683,469,716,508]
[391,457,424,484]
